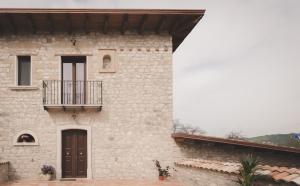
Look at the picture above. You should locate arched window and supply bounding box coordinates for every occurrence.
[102,55,111,69]
[17,134,35,143]
[14,130,39,146]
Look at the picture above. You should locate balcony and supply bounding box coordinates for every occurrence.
[42,80,102,111]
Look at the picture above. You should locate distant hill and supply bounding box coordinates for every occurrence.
[247,133,300,148]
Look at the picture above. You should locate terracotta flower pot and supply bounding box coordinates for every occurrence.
[159,176,165,181]
[40,174,52,181]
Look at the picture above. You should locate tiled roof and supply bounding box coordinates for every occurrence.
[175,159,300,185]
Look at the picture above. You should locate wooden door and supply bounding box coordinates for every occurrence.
[62,130,87,178]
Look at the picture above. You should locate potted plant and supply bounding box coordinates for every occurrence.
[154,160,171,181]
[40,165,54,181]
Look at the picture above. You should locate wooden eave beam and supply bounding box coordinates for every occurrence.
[174,16,202,35]
[5,13,17,34]
[156,15,166,34]
[47,13,54,34]
[138,14,147,35]
[120,14,128,35]
[172,35,185,52]
[66,13,72,34]
[174,137,186,143]
[84,14,89,34]
[0,9,205,15]
[27,14,36,34]
[0,15,3,35]
[103,14,109,34]
[169,16,180,35]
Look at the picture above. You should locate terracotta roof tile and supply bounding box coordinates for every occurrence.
[259,165,272,170]
[292,177,300,185]
[273,172,290,180]
[282,174,300,182]
[255,169,272,176]
[270,166,280,172]
[278,167,289,172]
[175,158,300,185]
[271,171,281,177]
[287,168,299,174]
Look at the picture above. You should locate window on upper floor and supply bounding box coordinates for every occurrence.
[17,56,31,86]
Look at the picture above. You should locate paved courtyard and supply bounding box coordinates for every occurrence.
[3,179,181,186]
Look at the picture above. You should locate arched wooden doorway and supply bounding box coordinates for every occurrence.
[62,129,87,178]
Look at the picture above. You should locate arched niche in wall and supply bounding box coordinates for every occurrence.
[99,49,117,73]
[102,55,112,69]
[13,130,39,146]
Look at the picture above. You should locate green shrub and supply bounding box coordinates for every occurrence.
[237,154,259,186]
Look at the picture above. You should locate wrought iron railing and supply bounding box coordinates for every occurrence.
[42,80,102,105]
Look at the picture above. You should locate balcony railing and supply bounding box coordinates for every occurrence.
[42,80,102,111]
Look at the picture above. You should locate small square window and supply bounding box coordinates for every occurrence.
[17,56,31,86]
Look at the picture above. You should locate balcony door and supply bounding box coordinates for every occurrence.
[61,56,86,104]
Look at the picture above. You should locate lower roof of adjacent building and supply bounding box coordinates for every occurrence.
[172,133,300,154]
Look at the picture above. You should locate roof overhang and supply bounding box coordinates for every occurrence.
[0,8,205,52]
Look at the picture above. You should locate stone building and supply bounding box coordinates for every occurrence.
[0,8,205,180]
[0,7,299,186]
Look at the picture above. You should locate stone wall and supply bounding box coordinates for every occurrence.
[175,166,238,186]
[0,33,180,180]
[0,161,9,183]
[175,140,300,167]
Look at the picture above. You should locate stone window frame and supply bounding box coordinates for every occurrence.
[99,49,117,73]
[13,130,39,146]
[15,55,33,86]
[9,54,39,90]
[17,56,31,86]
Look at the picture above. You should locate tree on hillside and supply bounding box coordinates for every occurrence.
[173,119,206,135]
[227,131,246,140]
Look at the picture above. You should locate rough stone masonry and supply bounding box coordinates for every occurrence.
[0,33,181,180]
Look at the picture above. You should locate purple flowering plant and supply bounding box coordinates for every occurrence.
[41,165,55,175]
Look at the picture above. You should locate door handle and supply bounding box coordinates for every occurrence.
[79,152,83,155]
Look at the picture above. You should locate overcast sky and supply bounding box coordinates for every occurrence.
[1,0,299,137]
